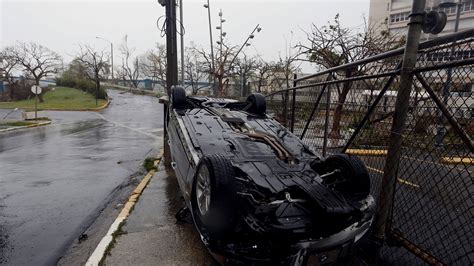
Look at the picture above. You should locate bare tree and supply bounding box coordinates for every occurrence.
[193,40,238,96]
[272,52,300,90]
[0,47,19,100]
[183,47,207,94]
[297,14,403,138]
[231,54,258,97]
[75,44,110,103]
[253,60,273,93]
[119,35,139,89]
[10,42,62,102]
[140,44,167,90]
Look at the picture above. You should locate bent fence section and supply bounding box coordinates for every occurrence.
[265,29,474,265]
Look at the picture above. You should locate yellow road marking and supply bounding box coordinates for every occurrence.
[346,149,388,156]
[440,157,474,165]
[402,155,472,174]
[366,166,420,188]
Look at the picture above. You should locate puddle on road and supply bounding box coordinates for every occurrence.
[59,119,105,136]
[27,181,52,188]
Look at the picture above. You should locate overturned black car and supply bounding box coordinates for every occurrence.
[167,87,375,264]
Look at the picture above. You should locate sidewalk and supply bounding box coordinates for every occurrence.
[102,167,215,265]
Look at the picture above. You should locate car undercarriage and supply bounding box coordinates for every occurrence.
[167,87,376,264]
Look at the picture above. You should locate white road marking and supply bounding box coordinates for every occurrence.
[95,113,160,140]
[85,218,125,266]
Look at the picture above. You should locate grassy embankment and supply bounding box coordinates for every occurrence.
[0,86,107,110]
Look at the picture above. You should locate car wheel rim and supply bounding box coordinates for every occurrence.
[196,165,211,216]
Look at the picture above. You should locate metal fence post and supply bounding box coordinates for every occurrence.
[283,89,289,127]
[373,0,426,242]
[290,73,297,133]
[322,86,331,156]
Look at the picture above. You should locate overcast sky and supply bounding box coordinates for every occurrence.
[1,0,370,72]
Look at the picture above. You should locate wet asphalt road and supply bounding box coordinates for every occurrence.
[0,90,164,265]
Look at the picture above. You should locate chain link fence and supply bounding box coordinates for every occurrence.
[265,29,473,265]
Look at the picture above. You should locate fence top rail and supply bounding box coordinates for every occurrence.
[294,29,474,83]
[265,70,399,98]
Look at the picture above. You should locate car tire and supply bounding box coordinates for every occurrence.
[313,153,370,200]
[171,86,187,109]
[191,154,238,239]
[246,93,266,115]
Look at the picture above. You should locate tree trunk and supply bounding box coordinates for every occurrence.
[329,68,354,138]
[217,75,223,97]
[8,79,15,101]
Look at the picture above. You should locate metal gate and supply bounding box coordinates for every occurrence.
[265,28,473,265]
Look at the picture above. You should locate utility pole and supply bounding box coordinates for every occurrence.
[165,0,178,96]
[179,0,185,86]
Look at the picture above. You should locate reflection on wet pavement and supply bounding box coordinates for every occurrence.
[0,90,164,265]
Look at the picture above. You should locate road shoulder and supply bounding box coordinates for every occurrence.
[99,162,214,265]
[0,120,51,133]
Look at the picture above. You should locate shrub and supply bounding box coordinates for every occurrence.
[56,74,107,100]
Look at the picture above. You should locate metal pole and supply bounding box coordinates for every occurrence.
[35,94,38,120]
[283,90,289,127]
[205,0,216,95]
[96,37,114,82]
[111,43,114,82]
[373,0,426,241]
[165,0,178,96]
[219,9,223,62]
[241,70,244,97]
[179,0,185,86]
[290,73,297,133]
[227,24,260,71]
[322,86,331,156]
[435,0,461,146]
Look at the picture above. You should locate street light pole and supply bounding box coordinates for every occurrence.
[228,24,261,70]
[218,9,224,62]
[96,37,114,83]
[110,42,114,83]
[204,0,216,94]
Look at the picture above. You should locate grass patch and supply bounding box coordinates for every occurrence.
[144,157,158,172]
[0,87,107,110]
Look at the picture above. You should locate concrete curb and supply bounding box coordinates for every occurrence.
[346,149,388,156]
[0,121,52,133]
[440,157,473,165]
[89,99,111,112]
[0,99,110,112]
[85,150,163,266]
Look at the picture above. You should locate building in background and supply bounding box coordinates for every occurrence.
[369,0,473,119]
[369,0,474,39]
